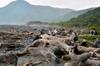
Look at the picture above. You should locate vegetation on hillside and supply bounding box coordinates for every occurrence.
[52,7,100,33]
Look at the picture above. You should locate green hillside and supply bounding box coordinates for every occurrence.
[54,8,94,22]
[55,7,100,30]
[69,7,100,26]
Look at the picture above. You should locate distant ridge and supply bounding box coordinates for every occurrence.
[54,8,95,22]
[0,0,74,24]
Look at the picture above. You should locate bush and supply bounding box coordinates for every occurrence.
[79,35,96,42]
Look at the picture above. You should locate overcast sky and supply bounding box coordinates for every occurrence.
[0,0,100,10]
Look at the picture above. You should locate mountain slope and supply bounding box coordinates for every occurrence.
[54,8,95,21]
[54,7,100,29]
[0,0,74,24]
[69,7,100,25]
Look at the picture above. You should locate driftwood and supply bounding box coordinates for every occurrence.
[22,61,47,66]
[0,53,18,66]
[63,52,92,66]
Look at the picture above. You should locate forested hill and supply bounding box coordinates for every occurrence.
[69,7,100,26]
[54,8,95,21]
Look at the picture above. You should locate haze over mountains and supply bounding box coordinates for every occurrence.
[0,0,97,24]
[55,8,95,22]
[0,0,74,24]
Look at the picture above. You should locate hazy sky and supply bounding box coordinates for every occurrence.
[0,0,100,10]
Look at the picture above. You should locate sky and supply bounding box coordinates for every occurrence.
[0,0,100,10]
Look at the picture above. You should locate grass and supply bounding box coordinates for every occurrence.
[79,35,100,46]
[79,35,97,42]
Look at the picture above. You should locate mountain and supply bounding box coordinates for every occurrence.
[68,7,100,26]
[54,8,95,22]
[54,7,100,28]
[0,0,74,25]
